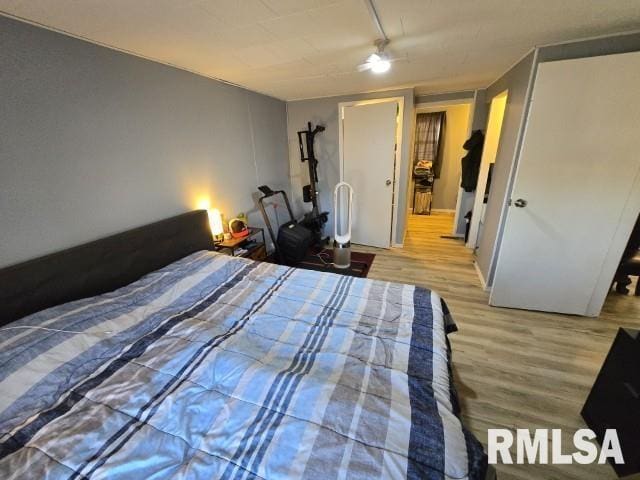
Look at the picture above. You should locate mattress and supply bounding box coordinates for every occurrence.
[0,251,487,479]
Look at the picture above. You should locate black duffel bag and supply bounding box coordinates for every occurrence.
[277,221,313,265]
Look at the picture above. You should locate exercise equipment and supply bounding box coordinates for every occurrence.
[333,182,353,269]
[255,122,329,265]
[297,122,329,247]
[257,185,312,265]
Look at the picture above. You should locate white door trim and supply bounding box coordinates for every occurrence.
[338,97,404,248]
[485,48,539,286]
[466,89,508,249]
[474,261,489,291]
[452,92,478,239]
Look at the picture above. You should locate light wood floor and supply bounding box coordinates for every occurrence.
[355,213,640,480]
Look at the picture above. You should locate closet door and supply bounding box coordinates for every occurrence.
[490,51,640,316]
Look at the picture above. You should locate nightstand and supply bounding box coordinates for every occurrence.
[213,227,267,261]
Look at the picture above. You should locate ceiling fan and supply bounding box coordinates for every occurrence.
[357,39,402,74]
[358,1,403,74]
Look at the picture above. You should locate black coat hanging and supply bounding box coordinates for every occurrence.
[460,130,485,192]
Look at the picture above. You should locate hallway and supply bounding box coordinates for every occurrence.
[356,213,640,480]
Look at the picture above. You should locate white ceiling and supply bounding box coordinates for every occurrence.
[2,0,640,100]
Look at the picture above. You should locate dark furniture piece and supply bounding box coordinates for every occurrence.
[0,210,214,326]
[613,214,640,295]
[294,249,375,278]
[412,175,434,215]
[296,122,329,248]
[214,227,266,261]
[581,328,640,477]
[257,185,313,265]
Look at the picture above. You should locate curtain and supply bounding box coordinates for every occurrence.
[413,111,446,178]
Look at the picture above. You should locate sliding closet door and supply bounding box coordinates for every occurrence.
[490,51,640,316]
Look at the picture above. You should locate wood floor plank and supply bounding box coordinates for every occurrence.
[354,212,640,480]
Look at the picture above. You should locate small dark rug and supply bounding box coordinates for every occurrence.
[296,249,375,278]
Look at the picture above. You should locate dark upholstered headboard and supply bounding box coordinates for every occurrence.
[0,210,214,326]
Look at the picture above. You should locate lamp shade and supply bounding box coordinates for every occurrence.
[209,209,224,237]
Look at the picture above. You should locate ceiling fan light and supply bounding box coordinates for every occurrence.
[371,59,391,73]
[366,53,381,64]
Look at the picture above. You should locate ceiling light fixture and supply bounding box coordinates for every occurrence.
[358,39,392,74]
[360,0,392,74]
[367,52,391,74]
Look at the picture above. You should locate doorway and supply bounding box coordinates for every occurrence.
[409,100,473,251]
[467,90,508,249]
[412,102,472,214]
[338,97,404,248]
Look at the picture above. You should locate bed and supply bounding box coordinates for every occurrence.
[0,211,488,479]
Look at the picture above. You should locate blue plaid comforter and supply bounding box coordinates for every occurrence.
[0,251,487,479]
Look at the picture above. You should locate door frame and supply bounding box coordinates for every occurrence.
[338,97,404,248]
[452,90,485,238]
[466,89,508,249]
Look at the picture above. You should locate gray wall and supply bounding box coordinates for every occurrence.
[415,90,475,105]
[470,89,489,132]
[0,16,289,268]
[475,51,536,284]
[286,88,414,245]
[431,104,469,210]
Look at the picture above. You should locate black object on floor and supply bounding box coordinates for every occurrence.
[440,235,463,240]
[464,210,472,243]
[581,328,640,477]
[612,213,640,295]
[257,185,312,265]
[296,249,375,278]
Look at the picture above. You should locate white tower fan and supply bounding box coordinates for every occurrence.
[333,182,353,269]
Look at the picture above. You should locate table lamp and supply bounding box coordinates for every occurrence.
[209,209,224,242]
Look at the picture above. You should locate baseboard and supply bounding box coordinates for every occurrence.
[392,242,404,248]
[407,209,455,215]
[407,208,456,213]
[431,208,456,213]
[474,261,491,291]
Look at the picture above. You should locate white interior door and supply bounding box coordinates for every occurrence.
[341,101,397,248]
[490,51,640,316]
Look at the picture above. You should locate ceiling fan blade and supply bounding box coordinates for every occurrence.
[357,63,372,72]
[387,54,408,63]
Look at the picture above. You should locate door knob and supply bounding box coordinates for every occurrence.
[386,179,392,186]
[513,198,527,208]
